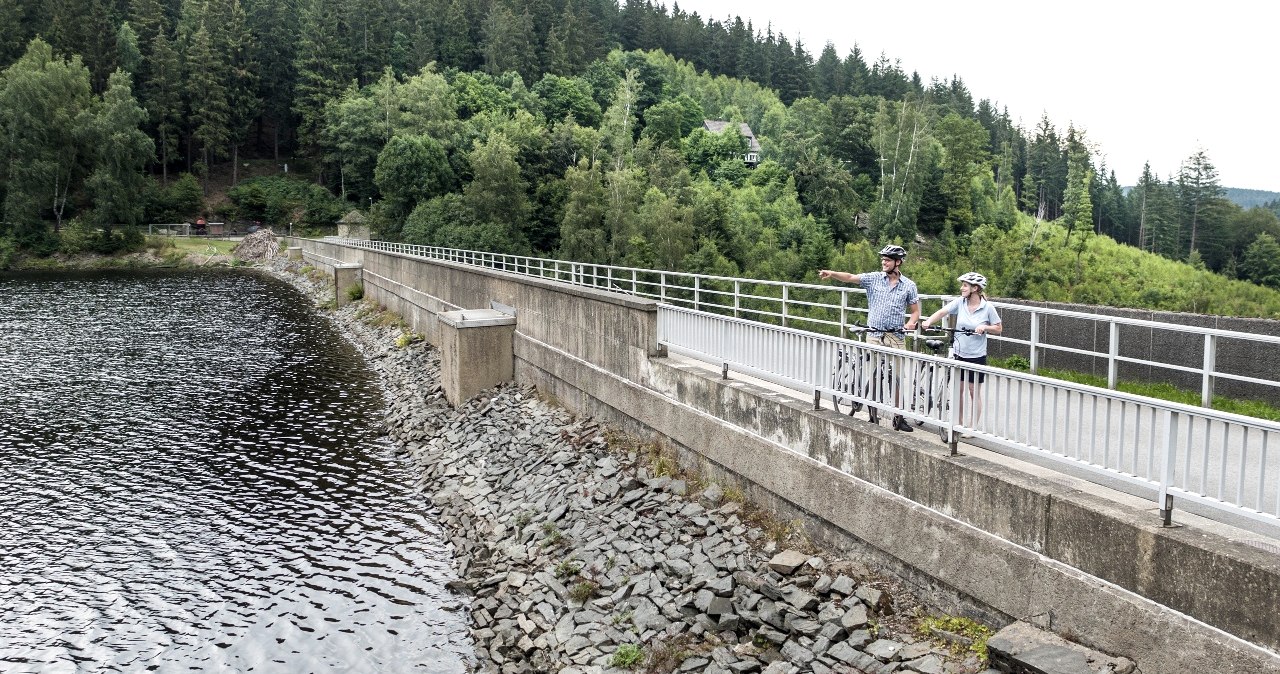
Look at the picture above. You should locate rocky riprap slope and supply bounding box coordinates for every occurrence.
[266,258,996,674]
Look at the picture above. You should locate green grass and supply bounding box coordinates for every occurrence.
[145,236,238,256]
[992,357,1280,422]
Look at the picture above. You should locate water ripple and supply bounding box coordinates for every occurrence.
[0,269,471,673]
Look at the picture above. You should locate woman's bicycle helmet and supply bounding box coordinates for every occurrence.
[878,245,907,260]
[957,271,987,288]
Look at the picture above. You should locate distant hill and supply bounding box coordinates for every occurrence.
[1121,186,1279,210]
[1224,187,1280,209]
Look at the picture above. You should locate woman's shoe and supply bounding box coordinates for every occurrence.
[892,415,913,432]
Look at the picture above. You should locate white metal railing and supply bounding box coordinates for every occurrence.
[657,304,1280,527]
[326,238,1280,408]
[314,237,1280,526]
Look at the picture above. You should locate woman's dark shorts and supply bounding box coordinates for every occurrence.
[955,354,987,383]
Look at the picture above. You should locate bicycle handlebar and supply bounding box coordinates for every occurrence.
[919,326,976,335]
[852,323,907,334]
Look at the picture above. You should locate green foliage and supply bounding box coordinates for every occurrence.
[554,560,581,578]
[143,173,205,223]
[568,580,596,606]
[540,522,563,547]
[374,133,456,221]
[918,614,993,663]
[345,283,364,302]
[912,215,1280,318]
[394,332,424,348]
[609,643,643,669]
[1240,233,1280,289]
[227,175,346,228]
[0,39,95,229]
[533,74,601,126]
[59,218,144,255]
[0,233,16,270]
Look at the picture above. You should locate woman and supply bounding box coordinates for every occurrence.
[921,272,1002,435]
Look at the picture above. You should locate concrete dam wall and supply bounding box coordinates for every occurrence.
[292,238,1280,674]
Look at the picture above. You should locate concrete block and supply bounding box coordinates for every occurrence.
[334,263,363,307]
[287,246,302,260]
[439,308,516,407]
[987,621,1134,674]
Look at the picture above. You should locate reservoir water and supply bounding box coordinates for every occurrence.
[0,269,472,673]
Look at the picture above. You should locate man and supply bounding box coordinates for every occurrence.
[818,244,921,432]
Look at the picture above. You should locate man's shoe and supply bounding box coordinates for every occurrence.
[892,415,913,432]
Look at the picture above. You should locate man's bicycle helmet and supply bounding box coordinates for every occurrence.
[877,244,907,260]
[957,271,987,288]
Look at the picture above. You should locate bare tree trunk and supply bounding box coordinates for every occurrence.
[160,131,169,187]
[1137,189,1148,251]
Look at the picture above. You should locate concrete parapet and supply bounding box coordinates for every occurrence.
[438,309,516,407]
[512,337,1280,674]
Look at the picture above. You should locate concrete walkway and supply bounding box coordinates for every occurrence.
[669,351,1280,546]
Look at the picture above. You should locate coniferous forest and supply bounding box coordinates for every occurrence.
[4,0,1280,315]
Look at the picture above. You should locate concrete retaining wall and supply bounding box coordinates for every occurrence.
[289,238,1280,673]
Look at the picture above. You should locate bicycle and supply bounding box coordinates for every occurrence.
[911,326,976,442]
[829,325,907,427]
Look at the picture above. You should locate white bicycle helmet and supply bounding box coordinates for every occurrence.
[878,244,907,260]
[957,271,987,288]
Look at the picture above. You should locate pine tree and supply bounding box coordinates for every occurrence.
[812,42,842,100]
[184,23,231,188]
[559,160,608,261]
[1177,148,1228,266]
[841,45,869,97]
[146,31,183,184]
[247,0,299,157]
[481,2,537,81]
[214,0,260,185]
[48,0,117,91]
[293,0,354,157]
[1060,128,1094,274]
[0,0,28,65]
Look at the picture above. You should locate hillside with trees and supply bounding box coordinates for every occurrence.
[4,0,1280,317]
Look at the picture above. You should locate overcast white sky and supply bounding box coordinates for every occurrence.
[670,0,1277,192]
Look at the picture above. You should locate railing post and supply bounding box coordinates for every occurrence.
[734,281,741,318]
[694,277,701,312]
[1202,334,1216,407]
[840,290,848,339]
[1158,410,1179,526]
[1108,321,1119,390]
[660,273,667,303]
[632,270,637,294]
[781,285,789,328]
[1029,311,1040,375]
[946,360,961,455]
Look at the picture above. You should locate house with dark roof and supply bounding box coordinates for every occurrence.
[703,120,762,167]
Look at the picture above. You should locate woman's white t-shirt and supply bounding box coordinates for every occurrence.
[941,297,1002,358]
